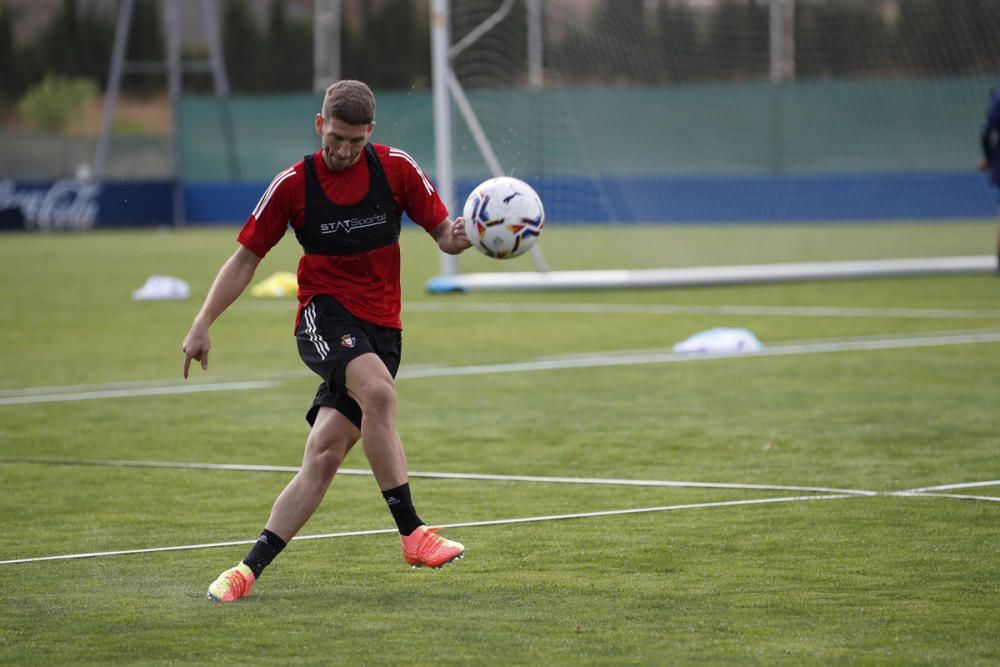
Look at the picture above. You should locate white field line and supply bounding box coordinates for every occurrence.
[3,329,999,406]
[0,457,878,496]
[890,492,1000,502]
[8,457,990,503]
[0,372,318,398]
[0,381,280,406]
[394,330,1000,380]
[0,494,854,566]
[0,458,302,473]
[901,480,1000,493]
[0,377,259,398]
[400,301,1000,320]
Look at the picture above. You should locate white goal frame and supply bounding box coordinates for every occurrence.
[426,0,992,293]
[430,0,549,284]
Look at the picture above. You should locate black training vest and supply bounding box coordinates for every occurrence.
[295,144,401,256]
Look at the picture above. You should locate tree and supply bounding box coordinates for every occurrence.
[658,1,700,83]
[343,0,430,90]
[0,0,22,105]
[29,0,113,86]
[591,0,654,84]
[263,0,312,91]
[704,0,768,82]
[221,0,266,92]
[796,1,891,79]
[125,0,165,94]
[900,0,1000,76]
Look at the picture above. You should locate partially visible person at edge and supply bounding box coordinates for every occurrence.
[977,84,1000,273]
[181,79,472,603]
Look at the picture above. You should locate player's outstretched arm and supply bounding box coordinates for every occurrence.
[431,217,471,255]
[182,245,262,378]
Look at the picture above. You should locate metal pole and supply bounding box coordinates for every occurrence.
[527,0,542,88]
[94,0,134,178]
[768,0,795,174]
[164,0,184,225]
[431,0,457,277]
[201,0,241,181]
[769,0,795,83]
[314,0,341,92]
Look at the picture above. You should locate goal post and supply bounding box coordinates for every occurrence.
[430,0,549,281]
[427,0,998,293]
[430,0,457,279]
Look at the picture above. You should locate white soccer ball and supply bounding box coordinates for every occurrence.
[462,176,545,259]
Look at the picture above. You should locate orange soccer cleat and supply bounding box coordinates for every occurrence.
[400,526,465,568]
[207,562,256,602]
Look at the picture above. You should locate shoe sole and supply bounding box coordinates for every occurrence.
[408,550,465,569]
[207,589,248,603]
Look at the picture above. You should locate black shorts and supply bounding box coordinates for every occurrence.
[296,295,402,430]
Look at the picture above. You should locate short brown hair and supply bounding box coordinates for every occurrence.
[321,80,376,125]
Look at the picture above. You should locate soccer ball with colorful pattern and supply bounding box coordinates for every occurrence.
[462,176,545,259]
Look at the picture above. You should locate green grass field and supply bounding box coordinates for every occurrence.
[1,221,998,665]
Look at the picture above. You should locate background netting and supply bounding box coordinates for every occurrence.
[175,0,1000,223]
[442,0,1000,222]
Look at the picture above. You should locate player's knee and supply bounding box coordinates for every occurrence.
[306,428,355,475]
[318,440,349,471]
[305,447,346,485]
[358,377,397,416]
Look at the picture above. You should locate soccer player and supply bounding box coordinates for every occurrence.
[182,80,471,603]
[977,84,1000,273]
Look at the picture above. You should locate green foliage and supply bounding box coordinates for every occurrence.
[706,0,770,79]
[221,0,264,92]
[796,2,891,77]
[30,0,114,86]
[222,0,312,93]
[342,0,430,89]
[124,0,165,95]
[658,2,699,84]
[265,0,312,90]
[594,0,656,84]
[896,0,1000,76]
[16,74,97,132]
[5,0,1000,105]
[547,0,1000,86]
[0,0,20,104]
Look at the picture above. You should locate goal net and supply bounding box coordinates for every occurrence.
[428,0,1000,292]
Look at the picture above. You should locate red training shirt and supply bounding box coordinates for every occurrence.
[238,145,449,329]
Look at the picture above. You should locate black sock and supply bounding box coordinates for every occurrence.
[382,482,424,536]
[243,529,287,579]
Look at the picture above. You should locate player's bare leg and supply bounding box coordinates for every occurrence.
[346,353,464,567]
[265,407,359,540]
[208,408,358,602]
[345,353,408,490]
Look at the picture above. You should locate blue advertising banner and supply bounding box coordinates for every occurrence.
[183,182,262,225]
[0,172,992,229]
[0,179,174,230]
[185,170,996,226]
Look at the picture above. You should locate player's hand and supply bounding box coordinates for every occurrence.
[450,217,471,251]
[433,217,471,254]
[182,325,211,378]
[977,157,989,172]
